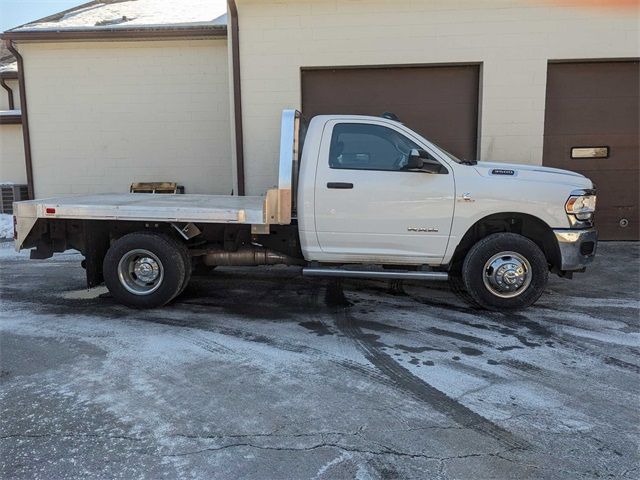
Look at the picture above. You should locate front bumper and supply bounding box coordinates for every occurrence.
[553,228,598,272]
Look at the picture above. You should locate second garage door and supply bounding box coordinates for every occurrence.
[301,65,480,161]
[543,61,639,240]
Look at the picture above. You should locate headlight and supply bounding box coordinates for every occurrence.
[565,193,597,221]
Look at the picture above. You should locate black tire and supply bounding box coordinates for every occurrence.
[461,233,548,311]
[448,274,479,308]
[175,240,192,297]
[103,232,187,309]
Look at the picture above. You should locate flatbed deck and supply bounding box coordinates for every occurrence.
[13,110,300,250]
[14,193,266,225]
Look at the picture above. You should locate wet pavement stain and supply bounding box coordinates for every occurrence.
[393,344,448,353]
[459,347,484,357]
[428,327,493,346]
[354,319,407,333]
[502,359,542,373]
[332,309,529,449]
[299,321,333,337]
[603,356,640,374]
[497,346,525,352]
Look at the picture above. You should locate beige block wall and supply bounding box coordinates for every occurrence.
[18,39,232,198]
[0,79,26,184]
[0,79,21,110]
[0,125,27,184]
[236,0,639,195]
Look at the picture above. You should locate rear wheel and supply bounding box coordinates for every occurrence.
[460,233,548,310]
[103,232,187,308]
[175,240,192,297]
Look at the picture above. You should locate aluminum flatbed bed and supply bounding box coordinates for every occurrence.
[15,193,267,224]
[13,110,299,250]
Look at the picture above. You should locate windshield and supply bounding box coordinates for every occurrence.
[431,142,465,164]
[402,126,471,165]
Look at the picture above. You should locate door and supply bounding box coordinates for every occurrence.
[314,120,455,263]
[543,61,639,240]
[302,64,480,160]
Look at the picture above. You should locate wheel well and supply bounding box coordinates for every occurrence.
[449,213,560,273]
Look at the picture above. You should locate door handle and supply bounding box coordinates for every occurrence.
[327,182,354,189]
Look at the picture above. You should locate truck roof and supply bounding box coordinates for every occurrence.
[309,114,404,126]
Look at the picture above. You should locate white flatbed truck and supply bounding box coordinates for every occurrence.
[13,110,598,310]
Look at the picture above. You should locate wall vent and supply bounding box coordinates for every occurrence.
[0,184,29,214]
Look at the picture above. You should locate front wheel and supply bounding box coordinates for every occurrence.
[103,232,187,308]
[460,233,549,311]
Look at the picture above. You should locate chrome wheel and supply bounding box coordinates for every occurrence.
[482,251,532,299]
[117,249,164,296]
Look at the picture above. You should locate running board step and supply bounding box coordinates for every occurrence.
[302,267,448,282]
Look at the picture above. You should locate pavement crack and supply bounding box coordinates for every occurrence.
[169,429,364,441]
[160,441,518,461]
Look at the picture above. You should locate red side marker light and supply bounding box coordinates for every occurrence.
[45,208,56,215]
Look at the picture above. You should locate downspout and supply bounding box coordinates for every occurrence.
[227,0,245,196]
[0,77,15,110]
[5,40,34,199]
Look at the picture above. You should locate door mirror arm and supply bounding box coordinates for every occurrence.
[406,149,444,173]
[406,149,429,170]
[420,162,444,174]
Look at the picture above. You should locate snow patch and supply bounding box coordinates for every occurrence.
[0,214,14,239]
[13,0,228,31]
[61,286,109,300]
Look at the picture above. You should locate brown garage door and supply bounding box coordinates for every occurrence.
[543,61,639,240]
[301,65,480,161]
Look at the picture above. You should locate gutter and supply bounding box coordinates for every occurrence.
[5,41,34,200]
[1,25,227,42]
[228,0,245,196]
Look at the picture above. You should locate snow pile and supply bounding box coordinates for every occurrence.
[0,214,13,239]
[13,0,227,31]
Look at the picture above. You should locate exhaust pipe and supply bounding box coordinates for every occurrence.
[202,247,304,267]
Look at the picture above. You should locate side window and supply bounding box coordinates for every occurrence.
[329,123,423,171]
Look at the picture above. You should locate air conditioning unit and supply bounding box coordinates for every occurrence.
[0,184,29,214]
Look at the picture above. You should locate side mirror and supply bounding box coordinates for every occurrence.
[406,149,429,170]
[410,149,430,159]
[407,149,445,174]
[406,156,424,170]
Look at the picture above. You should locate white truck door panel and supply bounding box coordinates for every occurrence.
[314,120,455,262]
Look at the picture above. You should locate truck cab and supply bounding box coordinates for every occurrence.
[298,112,596,265]
[13,110,598,311]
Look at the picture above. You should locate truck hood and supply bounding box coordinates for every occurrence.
[473,162,593,189]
